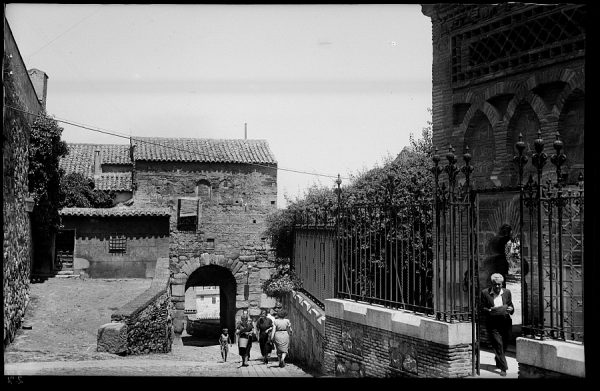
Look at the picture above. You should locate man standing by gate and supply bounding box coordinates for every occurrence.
[481,273,514,377]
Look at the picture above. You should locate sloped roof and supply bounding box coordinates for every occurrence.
[94,173,132,191]
[60,143,131,177]
[60,207,171,217]
[132,137,277,165]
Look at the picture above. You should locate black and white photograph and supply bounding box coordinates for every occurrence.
[4,3,587,381]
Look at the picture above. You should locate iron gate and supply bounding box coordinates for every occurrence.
[514,131,584,343]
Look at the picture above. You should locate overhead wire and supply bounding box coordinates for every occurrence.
[4,104,349,181]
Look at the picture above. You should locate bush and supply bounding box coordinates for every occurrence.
[60,172,115,208]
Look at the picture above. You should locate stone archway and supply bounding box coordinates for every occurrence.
[184,264,237,338]
[170,252,277,335]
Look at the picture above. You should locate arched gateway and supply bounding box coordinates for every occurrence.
[170,252,278,336]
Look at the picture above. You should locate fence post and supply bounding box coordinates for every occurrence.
[335,174,342,299]
[531,129,547,338]
[513,133,528,334]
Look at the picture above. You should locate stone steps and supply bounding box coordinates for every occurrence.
[55,270,79,279]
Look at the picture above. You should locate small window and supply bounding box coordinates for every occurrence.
[109,233,126,254]
[212,297,216,304]
[271,201,276,205]
[206,238,215,250]
[177,198,200,231]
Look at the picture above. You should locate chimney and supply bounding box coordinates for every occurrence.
[93,149,102,178]
[244,123,247,140]
[27,69,48,109]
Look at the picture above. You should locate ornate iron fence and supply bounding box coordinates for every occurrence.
[514,130,584,343]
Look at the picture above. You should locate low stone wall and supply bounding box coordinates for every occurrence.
[97,257,173,355]
[516,337,585,378]
[324,299,473,378]
[282,291,326,375]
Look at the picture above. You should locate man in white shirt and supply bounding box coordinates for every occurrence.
[481,273,514,377]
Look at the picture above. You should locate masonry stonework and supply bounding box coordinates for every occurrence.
[3,19,45,347]
[133,160,278,333]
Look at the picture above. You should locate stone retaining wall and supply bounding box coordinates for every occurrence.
[323,299,473,378]
[282,291,326,375]
[97,257,173,355]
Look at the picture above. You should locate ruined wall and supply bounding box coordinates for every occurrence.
[3,19,44,347]
[60,215,170,278]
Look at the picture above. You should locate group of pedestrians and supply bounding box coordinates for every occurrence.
[218,307,293,368]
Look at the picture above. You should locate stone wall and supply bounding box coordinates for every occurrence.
[3,18,43,347]
[281,291,326,375]
[60,215,170,278]
[170,249,277,335]
[323,299,473,378]
[133,161,277,259]
[98,257,173,355]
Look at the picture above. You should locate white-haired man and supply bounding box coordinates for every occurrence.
[481,273,514,377]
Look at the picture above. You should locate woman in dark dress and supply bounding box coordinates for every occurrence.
[235,311,254,366]
[256,309,274,364]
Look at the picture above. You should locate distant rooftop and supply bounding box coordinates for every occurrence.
[60,207,171,218]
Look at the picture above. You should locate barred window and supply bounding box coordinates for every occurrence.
[109,233,126,254]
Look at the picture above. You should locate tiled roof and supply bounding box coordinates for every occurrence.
[94,173,132,191]
[60,143,131,177]
[60,207,171,217]
[132,137,277,164]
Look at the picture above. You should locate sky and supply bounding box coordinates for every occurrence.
[5,4,433,208]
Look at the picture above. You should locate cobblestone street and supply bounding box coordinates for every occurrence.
[3,277,314,378]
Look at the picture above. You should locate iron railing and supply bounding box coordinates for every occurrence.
[514,131,584,343]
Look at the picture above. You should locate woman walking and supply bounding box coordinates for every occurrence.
[256,309,274,364]
[270,308,292,368]
[235,311,254,367]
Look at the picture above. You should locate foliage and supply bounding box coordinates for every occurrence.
[264,111,434,300]
[28,113,69,269]
[261,257,302,297]
[60,172,116,208]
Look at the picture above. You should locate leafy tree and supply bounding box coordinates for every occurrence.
[264,112,434,303]
[28,113,69,272]
[60,172,115,208]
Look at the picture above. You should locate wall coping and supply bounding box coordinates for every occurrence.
[111,257,170,320]
[291,290,326,336]
[516,337,585,377]
[325,299,473,346]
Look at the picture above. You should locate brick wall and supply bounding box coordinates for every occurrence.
[323,299,474,378]
[425,4,585,191]
[3,18,44,347]
[107,257,173,355]
[61,215,170,278]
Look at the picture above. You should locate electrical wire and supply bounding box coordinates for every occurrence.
[4,104,349,181]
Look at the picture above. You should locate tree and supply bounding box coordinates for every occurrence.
[28,113,69,273]
[60,172,115,208]
[264,113,435,300]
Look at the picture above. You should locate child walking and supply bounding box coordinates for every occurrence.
[218,328,232,362]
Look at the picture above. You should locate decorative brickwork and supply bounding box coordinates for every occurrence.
[325,316,472,378]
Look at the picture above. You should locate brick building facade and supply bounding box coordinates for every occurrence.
[422,3,585,377]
